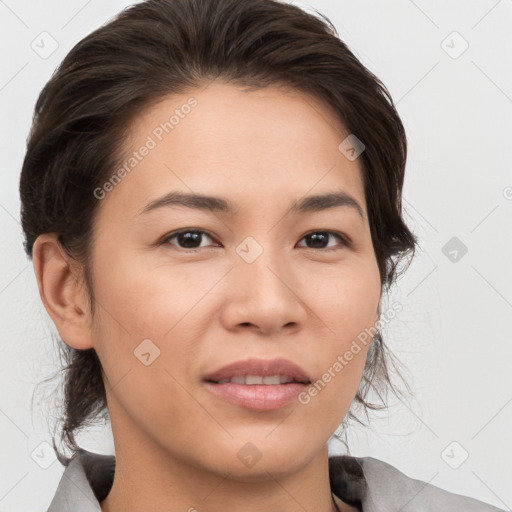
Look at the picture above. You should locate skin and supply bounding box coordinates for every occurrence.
[33,80,381,512]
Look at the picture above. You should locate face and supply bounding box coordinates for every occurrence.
[87,81,381,479]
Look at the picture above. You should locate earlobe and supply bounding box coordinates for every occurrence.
[32,233,94,350]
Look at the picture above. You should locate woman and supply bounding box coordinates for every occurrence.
[19,0,504,510]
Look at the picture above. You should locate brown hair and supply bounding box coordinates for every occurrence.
[20,0,417,464]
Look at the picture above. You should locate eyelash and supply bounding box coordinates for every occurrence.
[159,228,351,252]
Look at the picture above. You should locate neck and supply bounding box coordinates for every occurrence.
[100,438,349,512]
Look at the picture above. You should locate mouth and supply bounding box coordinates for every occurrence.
[207,374,310,385]
[203,357,311,384]
[203,358,312,411]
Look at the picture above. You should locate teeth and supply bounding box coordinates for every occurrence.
[231,376,249,384]
[263,375,282,385]
[216,375,296,385]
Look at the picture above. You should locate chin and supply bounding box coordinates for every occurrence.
[205,435,317,481]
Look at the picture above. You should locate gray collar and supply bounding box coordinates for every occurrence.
[46,449,504,512]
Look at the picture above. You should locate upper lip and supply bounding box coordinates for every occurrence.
[204,357,311,384]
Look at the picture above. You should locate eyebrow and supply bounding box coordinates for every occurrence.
[138,190,364,219]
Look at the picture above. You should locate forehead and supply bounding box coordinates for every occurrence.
[97,81,366,220]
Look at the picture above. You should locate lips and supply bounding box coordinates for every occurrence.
[203,357,312,411]
[203,357,312,384]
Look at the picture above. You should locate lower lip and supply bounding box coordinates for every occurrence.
[203,381,309,411]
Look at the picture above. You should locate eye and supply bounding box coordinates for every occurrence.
[297,230,349,250]
[160,229,350,252]
[161,229,220,250]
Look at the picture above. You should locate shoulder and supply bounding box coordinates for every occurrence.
[46,449,114,512]
[329,454,506,511]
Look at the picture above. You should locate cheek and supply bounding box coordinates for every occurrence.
[91,249,217,338]
[306,261,380,405]
[89,255,209,430]
[89,249,226,395]
[313,259,381,337]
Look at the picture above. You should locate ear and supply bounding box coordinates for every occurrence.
[32,233,94,350]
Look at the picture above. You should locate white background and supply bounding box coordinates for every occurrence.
[1,0,511,510]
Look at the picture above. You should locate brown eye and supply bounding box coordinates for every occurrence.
[297,231,349,250]
[162,230,218,250]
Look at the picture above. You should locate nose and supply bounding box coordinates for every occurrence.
[219,244,308,336]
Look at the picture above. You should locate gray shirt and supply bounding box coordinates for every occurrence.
[46,449,505,511]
